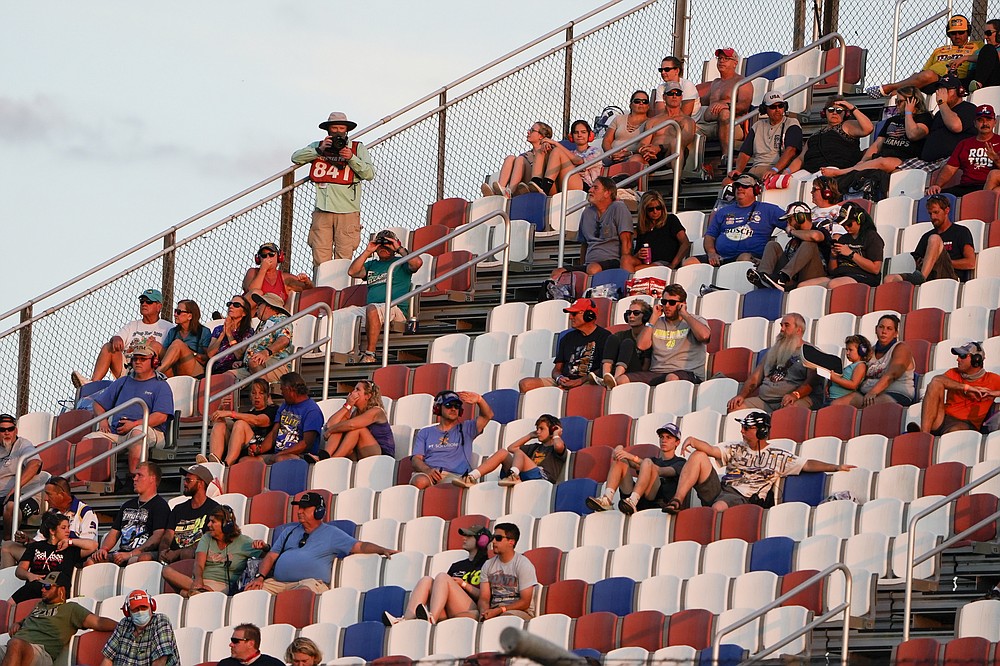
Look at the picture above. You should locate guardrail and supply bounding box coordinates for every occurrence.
[11,397,151,535]
[725,33,847,175]
[199,303,334,453]
[555,120,683,268]
[711,563,853,666]
[890,0,953,83]
[901,461,1000,641]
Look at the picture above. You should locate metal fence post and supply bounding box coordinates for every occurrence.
[794,0,807,50]
[673,0,688,62]
[823,0,840,40]
[16,306,31,416]
[280,172,295,272]
[437,91,447,202]
[161,231,176,315]
[563,25,574,136]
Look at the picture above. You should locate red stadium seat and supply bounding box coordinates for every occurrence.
[424,251,475,298]
[162,559,195,594]
[273,588,317,628]
[335,284,368,309]
[248,490,290,528]
[524,546,563,586]
[619,610,667,651]
[411,363,452,397]
[957,189,998,225]
[54,409,94,444]
[888,432,934,469]
[573,612,619,654]
[73,630,114,666]
[706,319,726,354]
[901,308,945,343]
[570,446,613,482]
[427,197,469,229]
[816,46,867,90]
[779,569,824,615]
[921,462,967,496]
[297,286,337,314]
[666,608,713,649]
[812,404,858,440]
[671,507,716,545]
[708,347,754,383]
[226,458,266,496]
[565,385,606,420]
[590,414,633,448]
[872,281,914,316]
[828,283,871,316]
[411,225,451,257]
[717,503,763,543]
[908,338,932,376]
[372,365,411,401]
[769,406,811,442]
[73,437,114,490]
[942,637,991,666]
[540,579,588,617]
[890,637,940,665]
[953,494,998,544]
[420,485,462,521]
[858,401,904,438]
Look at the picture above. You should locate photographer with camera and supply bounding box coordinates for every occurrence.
[292,112,376,266]
[346,230,423,364]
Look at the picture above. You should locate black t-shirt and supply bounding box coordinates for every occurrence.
[167,498,220,550]
[446,554,488,587]
[829,230,885,282]
[636,214,686,265]
[913,223,975,281]
[637,455,687,509]
[113,494,170,552]
[14,541,83,603]
[803,125,861,171]
[877,113,933,160]
[248,405,278,439]
[921,101,977,162]
[555,327,612,379]
[520,441,568,482]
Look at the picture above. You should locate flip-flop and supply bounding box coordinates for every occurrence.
[661,498,683,515]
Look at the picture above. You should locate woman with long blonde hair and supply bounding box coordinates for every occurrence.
[623,191,690,271]
[322,380,394,459]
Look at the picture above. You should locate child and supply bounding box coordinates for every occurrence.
[452,414,566,488]
[827,335,872,403]
[568,120,602,191]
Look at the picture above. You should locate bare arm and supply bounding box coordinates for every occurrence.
[728,363,764,411]
[734,81,754,115]
[802,460,855,473]
[350,540,398,557]
[619,231,634,261]
[671,231,691,268]
[829,362,867,391]
[953,241,977,271]
[842,103,874,137]
[82,614,119,632]
[325,407,386,434]
[928,164,960,194]
[680,436,723,460]
[864,345,914,402]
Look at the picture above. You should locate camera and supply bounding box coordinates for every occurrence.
[329,134,348,151]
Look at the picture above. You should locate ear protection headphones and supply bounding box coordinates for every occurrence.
[736,174,763,197]
[220,505,237,537]
[127,352,159,371]
[313,495,327,520]
[857,339,871,359]
[971,342,985,368]
[813,176,834,201]
[570,121,595,143]
[476,528,492,550]
[433,391,465,417]
[121,590,157,618]
[255,243,286,265]
[582,299,598,323]
[623,303,652,324]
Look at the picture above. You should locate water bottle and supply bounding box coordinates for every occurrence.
[405,317,419,335]
[640,243,652,264]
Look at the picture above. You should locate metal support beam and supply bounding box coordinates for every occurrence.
[279,172,295,273]
[437,91,447,202]
[161,231,176,315]
[16,306,31,416]
[563,25,574,136]
[794,0,807,50]
[672,0,688,62]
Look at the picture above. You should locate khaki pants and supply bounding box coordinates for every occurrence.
[261,577,330,594]
[309,210,361,265]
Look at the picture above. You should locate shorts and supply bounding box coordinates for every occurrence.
[692,253,761,265]
[410,470,465,486]
[694,469,773,509]
[368,302,406,325]
[564,259,622,272]
[85,428,166,450]
[931,413,978,436]
[623,370,703,385]
[924,61,951,78]
[519,467,548,482]
[697,119,720,139]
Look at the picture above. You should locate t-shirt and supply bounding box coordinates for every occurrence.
[167,498,220,550]
[248,404,279,439]
[364,258,417,317]
[573,145,603,186]
[877,113,933,160]
[0,436,41,498]
[272,522,357,585]
[519,441,567,483]
[811,204,842,227]
[413,420,479,475]
[921,101,977,162]
[943,369,1000,429]
[577,200,634,264]
[480,552,538,611]
[922,42,983,79]
[719,442,806,501]
[636,214,686,265]
[273,399,324,456]
[604,329,650,374]
[162,325,212,356]
[114,319,173,353]
[638,455,687,509]
[196,533,262,586]
[32,498,99,544]
[756,348,813,405]
[648,315,709,378]
[244,315,293,366]
[447,554,488,587]
[607,114,646,150]
[554,327,612,380]
[740,117,803,166]
[913,223,975,281]
[706,201,787,260]
[17,542,83,603]
[947,135,1000,186]
[95,375,174,433]
[113,494,170,552]
[15,600,90,660]
[829,230,885,281]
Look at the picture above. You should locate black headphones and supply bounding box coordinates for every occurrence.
[623,302,652,324]
[857,339,871,359]
[255,243,286,265]
[740,411,770,439]
[582,299,598,323]
[220,505,237,537]
[313,495,327,520]
[970,342,985,368]
[433,391,465,417]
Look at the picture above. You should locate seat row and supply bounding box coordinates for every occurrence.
[893,635,1000,666]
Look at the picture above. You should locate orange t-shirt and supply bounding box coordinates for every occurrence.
[944,369,1000,428]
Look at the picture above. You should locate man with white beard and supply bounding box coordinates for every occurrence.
[726,313,820,413]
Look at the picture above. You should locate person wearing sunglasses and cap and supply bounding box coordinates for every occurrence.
[100,588,179,666]
[866,15,982,99]
[410,390,495,489]
[747,200,832,291]
[0,414,43,541]
[229,292,293,384]
[242,242,313,312]
[897,74,978,175]
[724,91,802,186]
[518,299,611,393]
[910,342,1000,436]
[697,47,755,178]
[928,104,1000,197]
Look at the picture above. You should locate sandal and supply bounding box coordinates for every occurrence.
[359,351,377,364]
[661,498,683,515]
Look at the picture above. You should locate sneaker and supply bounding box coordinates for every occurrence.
[588,371,602,386]
[746,268,763,288]
[513,182,531,196]
[359,351,377,364]
[71,371,88,389]
[760,272,787,291]
[382,610,401,627]
[969,80,983,93]
[906,271,926,285]
[618,496,637,515]
[415,603,432,622]
[195,454,209,464]
[865,84,886,99]
[481,183,494,197]
[603,372,617,389]
[498,473,520,487]
[208,453,223,464]
[491,181,505,196]
[586,495,613,512]
[451,475,478,489]
[905,422,921,434]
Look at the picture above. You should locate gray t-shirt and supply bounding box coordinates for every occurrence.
[577,200,634,264]
[756,349,812,404]
[649,315,709,379]
[481,552,538,612]
[0,437,41,498]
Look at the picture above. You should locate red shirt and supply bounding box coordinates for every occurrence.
[944,368,1000,428]
[947,135,1000,186]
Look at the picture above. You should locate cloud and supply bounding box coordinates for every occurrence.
[0,95,70,144]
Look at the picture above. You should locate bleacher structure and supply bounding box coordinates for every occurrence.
[2,0,1000,664]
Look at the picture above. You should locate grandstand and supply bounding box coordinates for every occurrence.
[2,0,1000,664]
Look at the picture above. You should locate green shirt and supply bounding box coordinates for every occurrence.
[16,600,90,659]
[364,258,417,317]
[290,141,375,213]
[196,533,262,586]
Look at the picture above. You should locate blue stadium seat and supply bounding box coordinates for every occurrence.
[342,621,386,661]
[748,536,795,576]
[554,478,600,515]
[78,380,113,400]
[782,472,827,507]
[509,192,547,232]
[483,389,520,425]
[559,415,589,452]
[698,644,747,666]
[590,576,636,616]
[362,585,407,623]
[916,193,957,222]
[741,289,783,321]
[268,458,309,496]
[589,269,631,297]
[743,51,782,80]
[573,648,602,660]
[330,519,358,536]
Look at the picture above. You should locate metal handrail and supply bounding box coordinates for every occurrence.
[382,211,511,367]
[890,0,953,83]
[555,120,682,268]
[901,461,1000,640]
[200,302,333,451]
[711,563,853,666]
[725,33,847,175]
[11,397,150,534]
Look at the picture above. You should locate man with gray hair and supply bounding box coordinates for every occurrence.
[727,313,820,413]
[550,176,634,279]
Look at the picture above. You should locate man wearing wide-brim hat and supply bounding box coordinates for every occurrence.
[229,292,294,383]
[291,111,376,266]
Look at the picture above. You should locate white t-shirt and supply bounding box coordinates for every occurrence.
[719,442,806,500]
[653,78,702,118]
[811,204,842,226]
[114,319,172,352]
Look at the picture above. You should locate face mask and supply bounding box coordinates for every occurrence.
[131,610,152,627]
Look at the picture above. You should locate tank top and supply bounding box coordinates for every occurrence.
[803,124,861,171]
[260,271,290,302]
[860,340,915,401]
[368,421,395,457]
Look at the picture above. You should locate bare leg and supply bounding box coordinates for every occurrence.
[473,449,513,477]
[542,150,584,193]
[669,450,716,504]
[209,421,231,462]
[986,169,1000,192]
[919,235,944,279]
[429,571,478,621]
[510,155,533,189]
[631,458,663,501]
[919,376,947,433]
[91,342,126,381]
[519,377,554,392]
[403,576,433,619]
[882,70,939,96]
[224,421,255,466]
[364,305,384,353]
[162,567,195,595]
[497,156,517,189]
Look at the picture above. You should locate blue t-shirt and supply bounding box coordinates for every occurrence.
[828,361,861,400]
[706,201,786,260]
[95,376,174,433]
[272,522,357,585]
[364,258,417,317]
[162,325,212,356]
[412,420,479,475]
[273,399,324,456]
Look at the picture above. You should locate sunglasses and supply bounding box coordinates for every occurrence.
[131,355,153,362]
[957,353,970,359]
[948,30,967,36]
[493,534,509,541]
[528,127,541,134]
[626,310,645,317]
[174,309,189,315]
[227,301,245,309]
[646,205,664,212]
[138,298,156,305]
[658,66,678,72]
[442,402,462,410]
[733,182,756,189]
[41,583,55,591]
[766,104,785,110]
[298,532,311,549]
[259,251,276,258]
[985,30,996,36]
[0,427,16,433]
[631,98,649,104]
[230,637,251,644]
[662,299,680,306]
[665,90,684,97]
[826,107,847,114]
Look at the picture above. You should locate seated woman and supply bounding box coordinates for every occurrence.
[242,242,312,310]
[206,294,255,374]
[798,202,884,289]
[382,524,490,625]
[602,91,651,166]
[567,120,603,191]
[200,378,277,466]
[485,121,584,197]
[161,505,267,597]
[825,335,872,405]
[285,638,323,666]
[623,191,690,271]
[12,511,82,603]
[321,380,394,460]
[157,299,212,377]
[788,95,873,175]
[590,298,653,389]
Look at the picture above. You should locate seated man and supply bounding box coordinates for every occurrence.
[218,624,284,666]
[550,177,633,278]
[100,589,179,666]
[0,414,44,540]
[928,104,1000,197]
[86,344,174,479]
[257,372,324,463]
[833,314,917,408]
[73,288,172,387]
[616,285,710,386]
[518,299,611,392]
[242,242,313,311]
[347,229,423,364]
[477,523,536,621]
[724,92,802,182]
[885,194,975,285]
[867,15,982,98]
[686,173,786,266]
[913,342,1000,435]
[727,313,820,413]
[0,571,116,666]
[747,200,832,291]
[89,462,169,566]
[697,47,755,176]
[410,391,494,489]
[453,414,566,488]
[244,493,396,594]
[898,74,978,173]
[662,412,854,513]
[229,293,294,383]
[587,422,686,515]
[639,81,696,164]
[2,476,99,568]
[158,465,220,564]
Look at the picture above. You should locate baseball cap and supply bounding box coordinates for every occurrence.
[139,289,163,303]
[126,589,154,610]
[662,81,683,93]
[257,242,280,255]
[780,201,812,220]
[656,423,682,439]
[735,411,770,430]
[733,173,760,189]
[937,74,963,90]
[291,492,325,509]
[129,344,156,358]
[250,291,291,316]
[762,91,785,106]
[715,47,739,59]
[0,414,16,426]
[434,391,462,408]
[180,464,214,485]
[564,298,598,314]
[951,341,985,357]
[948,15,970,33]
[977,104,996,118]
[41,571,71,589]
[458,524,488,537]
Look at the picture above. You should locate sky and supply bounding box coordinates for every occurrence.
[0,0,595,315]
